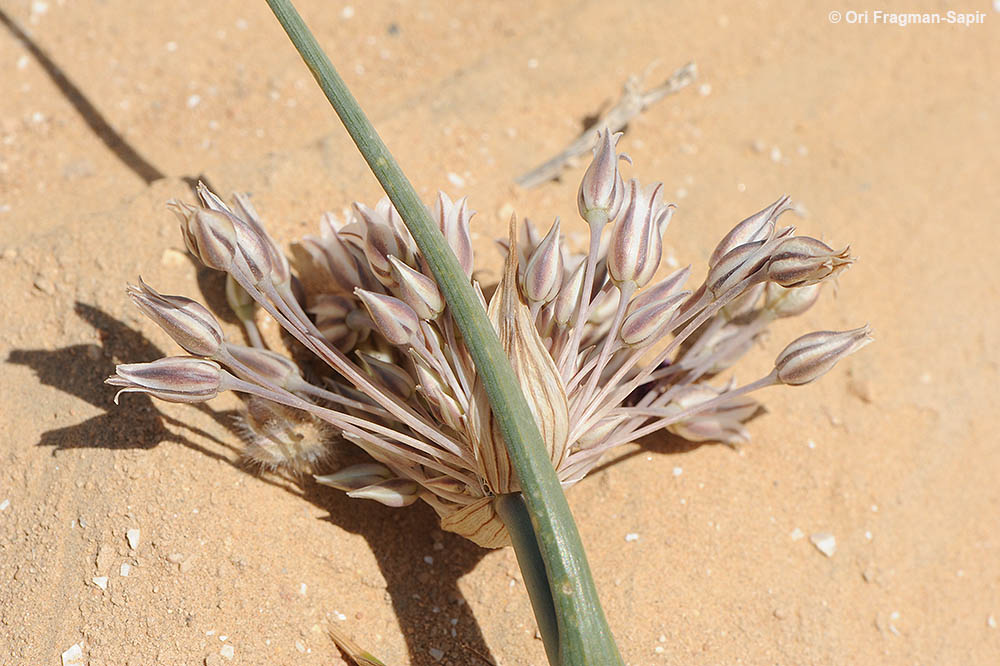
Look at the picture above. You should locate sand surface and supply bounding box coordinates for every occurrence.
[2,1,998,664]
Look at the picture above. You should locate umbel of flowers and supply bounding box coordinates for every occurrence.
[108,131,870,548]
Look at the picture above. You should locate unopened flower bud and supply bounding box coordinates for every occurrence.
[388,255,444,320]
[706,240,769,297]
[354,202,404,286]
[775,325,873,385]
[347,478,420,507]
[766,236,853,288]
[355,289,420,346]
[434,192,475,277]
[413,360,464,430]
[608,180,667,290]
[578,128,626,223]
[626,266,691,316]
[127,278,224,357]
[619,291,690,346]
[764,282,821,318]
[172,204,238,272]
[358,352,416,399]
[709,195,792,267]
[224,343,302,388]
[309,293,368,350]
[521,218,564,305]
[314,463,393,491]
[107,357,224,404]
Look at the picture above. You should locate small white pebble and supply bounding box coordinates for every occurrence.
[0,499,9,511]
[810,532,836,557]
[527,58,539,69]
[206,630,216,636]
[428,647,445,661]
[770,146,782,163]
[789,527,804,541]
[219,635,228,641]
[698,83,711,96]
[423,555,434,565]
[119,563,131,577]
[334,611,347,621]
[654,646,665,654]
[17,55,29,70]
[187,94,201,109]
[446,172,465,187]
[625,533,639,542]
[736,182,746,192]
[92,576,108,590]
[220,644,234,660]
[988,615,997,629]
[659,634,666,642]
[31,2,49,16]
[672,467,683,477]
[341,6,355,19]
[295,640,306,653]
[871,504,879,512]
[165,41,178,52]
[299,583,307,595]
[235,18,248,30]
[61,643,85,666]
[864,531,873,541]
[126,528,140,550]
[31,111,45,124]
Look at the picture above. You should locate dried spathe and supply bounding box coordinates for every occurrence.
[108,131,869,547]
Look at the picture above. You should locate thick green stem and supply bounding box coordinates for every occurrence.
[263,1,623,663]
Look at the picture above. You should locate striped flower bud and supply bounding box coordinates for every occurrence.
[705,240,769,297]
[434,192,475,277]
[521,218,564,305]
[224,343,302,389]
[626,266,691,316]
[358,352,416,399]
[314,463,394,491]
[354,202,405,286]
[388,255,444,320]
[355,289,420,346]
[413,360,464,430]
[577,128,626,223]
[764,282,821,318]
[553,258,586,326]
[766,236,853,288]
[607,180,668,290]
[709,195,792,267]
[308,293,368,350]
[775,325,873,385]
[619,290,690,346]
[664,385,758,445]
[317,213,365,290]
[172,203,238,272]
[107,357,224,404]
[127,278,224,357]
[232,192,291,287]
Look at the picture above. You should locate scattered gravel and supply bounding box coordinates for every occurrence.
[61,643,85,666]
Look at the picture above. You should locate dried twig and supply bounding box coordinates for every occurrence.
[515,61,697,188]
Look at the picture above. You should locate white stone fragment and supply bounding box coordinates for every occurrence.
[672,467,683,477]
[61,643,85,666]
[120,562,131,577]
[126,528,140,550]
[625,533,639,542]
[0,499,9,511]
[446,172,465,187]
[428,647,445,661]
[810,532,836,557]
[220,644,234,660]
[92,576,108,590]
[789,527,805,541]
[988,615,997,629]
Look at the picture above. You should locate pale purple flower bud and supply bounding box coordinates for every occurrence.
[227,213,275,286]
[355,289,420,346]
[107,357,224,404]
[766,236,853,288]
[388,255,444,320]
[553,258,585,326]
[626,266,691,316]
[232,192,291,287]
[434,192,475,277]
[664,385,759,445]
[608,180,668,289]
[577,128,626,223]
[224,344,302,388]
[314,464,394,491]
[413,361,464,431]
[358,352,416,399]
[775,325,873,386]
[709,195,792,267]
[764,282,821,318]
[705,240,769,297]
[171,203,237,272]
[521,218,564,305]
[309,294,368,350]
[347,478,419,507]
[127,278,224,357]
[354,202,404,286]
[619,291,690,346]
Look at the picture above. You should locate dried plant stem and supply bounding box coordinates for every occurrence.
[263,1,623,663]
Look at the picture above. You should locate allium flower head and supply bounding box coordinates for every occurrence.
[109,133,869,548]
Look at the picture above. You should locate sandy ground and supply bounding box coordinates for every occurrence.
[1,1,998,664]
